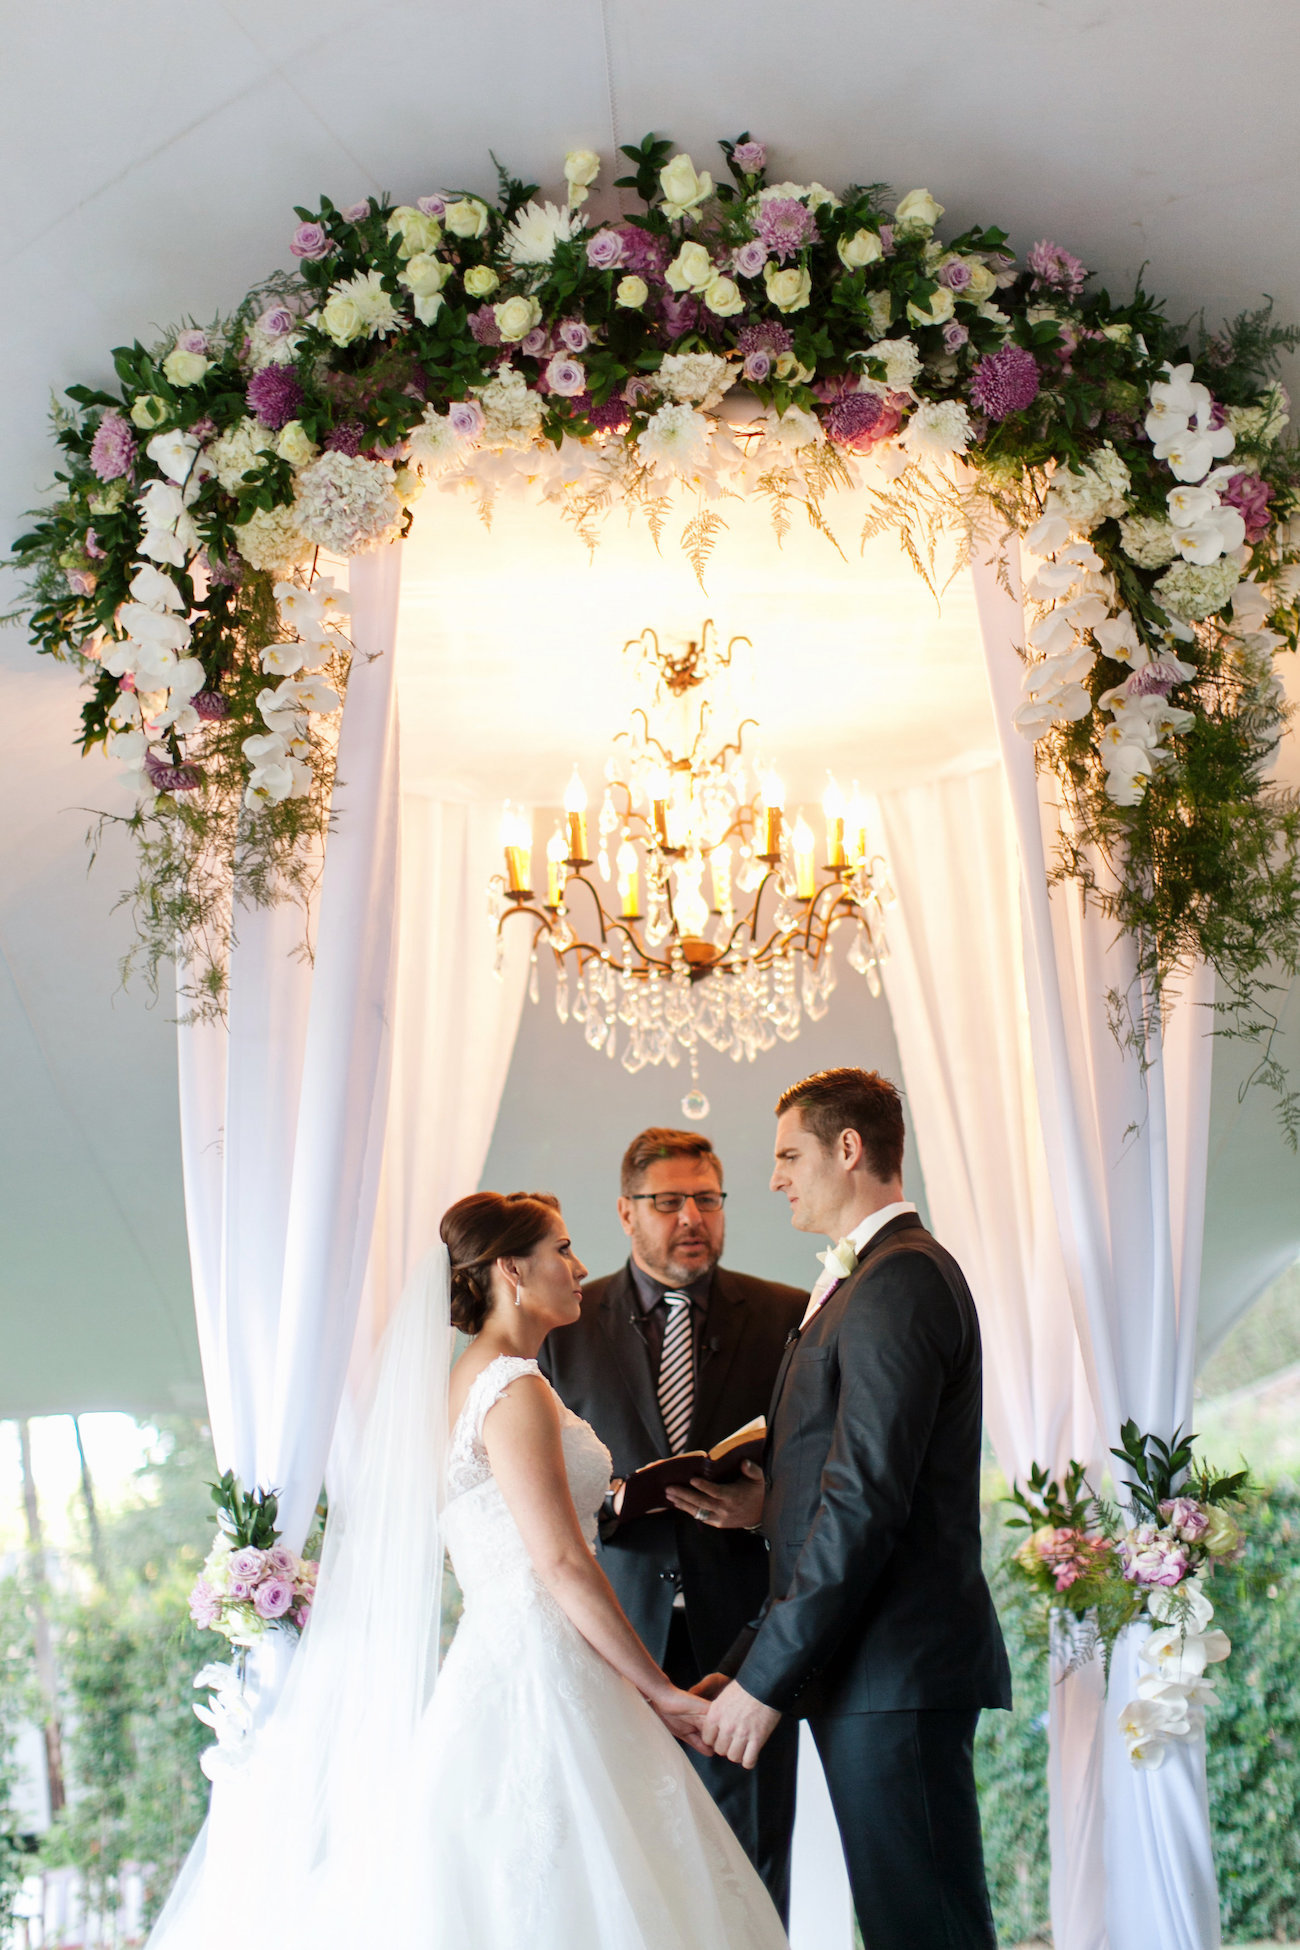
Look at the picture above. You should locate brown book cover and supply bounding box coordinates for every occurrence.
[612,1417,767,1523]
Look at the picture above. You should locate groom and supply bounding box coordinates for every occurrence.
[698,1067,1010,1949]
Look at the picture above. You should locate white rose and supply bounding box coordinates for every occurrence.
[494,295,543,342]
[805,183,841,211]
[399,253,451,298]
[616,275,649,309]
[162,347,210,387]
[564,148,601,206]
[443,197,489,240]
[464,264,499,298]
[964,262,996,302]
[837,228,883,271]
[704,275,745,318]
[659,154,713,219]
[275,420,318,467]
[907,286,955,326]
[386,206,442,256]
[130,394,168,430]
[764,263,812,314]
[894,188,944,231]
[393,465,423,505]
[666,241,714,293]
[320,290,364,346]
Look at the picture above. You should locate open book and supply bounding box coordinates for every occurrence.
[612,1417,766,1524]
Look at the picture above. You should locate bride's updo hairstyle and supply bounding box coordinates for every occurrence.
[440,1190,562,1334]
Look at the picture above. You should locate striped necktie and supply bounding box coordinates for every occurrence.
[657,1292,695,1454]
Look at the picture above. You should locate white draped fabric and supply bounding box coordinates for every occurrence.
[869,759,1105,1950]
[972,551,1219,1950]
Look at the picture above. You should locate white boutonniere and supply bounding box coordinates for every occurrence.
[817,1237,859,1284]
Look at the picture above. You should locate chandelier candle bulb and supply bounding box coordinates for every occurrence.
[564,766,590,863]
[793,816,817,901]
[710,841,732,914]
[500,804,533,895]
[823,777,847,869]
[847,784,870,866]
[546,828,567,908]
[617,839,640,918]
[760,770,785,860]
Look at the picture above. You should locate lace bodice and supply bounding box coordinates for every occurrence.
[443,1356,613,1604]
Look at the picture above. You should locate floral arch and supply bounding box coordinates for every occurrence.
[11,128,1300,1072]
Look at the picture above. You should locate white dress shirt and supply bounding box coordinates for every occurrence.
[799,1200,919,1328]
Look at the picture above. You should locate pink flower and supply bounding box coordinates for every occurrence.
[90,410,136,482]
[227,1577,254,1601]
[417,194,446,217]
[586,230,624,271]
[756,197,818,263]
[228,1546,267,1583]
[733,240,768,279]
[1219,470,1274,542]
[189,1579,222,1629]
[254,1578,294,1620]
[558,317,592,354]
[468,306,502,347]
[732,141,767,175]
[264,1544,298,1578]
[65,568,96,596]
[290,222,330,260]
[342,201,371,224]
[1158,1498,1210,1543]
[520,327,549,358]
[545,354,586,397]
[878,225,895,255]
[1120,1524,1190,1588]
[1027,239,1087,298]
[84,528,105,558]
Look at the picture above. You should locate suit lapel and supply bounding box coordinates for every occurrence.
[595,1266,668,1451]
[689,1269,745,1446]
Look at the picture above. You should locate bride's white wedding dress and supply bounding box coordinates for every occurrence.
[403,1353,788,1948]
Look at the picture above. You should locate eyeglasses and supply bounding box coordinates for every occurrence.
[627,1191,727,1214]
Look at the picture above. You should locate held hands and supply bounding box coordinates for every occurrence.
[665,1460,765,1530]
[650,1683,713,1755]
[699,1681,782,1770]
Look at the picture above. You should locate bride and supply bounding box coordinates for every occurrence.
[147,1190,788,1949]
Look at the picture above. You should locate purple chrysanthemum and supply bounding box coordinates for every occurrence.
[90,410,136,482]
[1026,239,1087,297]
[1127,662,1182,699]
[469,305,502,347]
[1220,469,1274,541]
[192,690,229,721]
[969,346,1041,421]
[823,391,904,453]
[586,392,631,434]
[755,197,817,263]
[246,364,304,430]
[324,419,364,455]
[737,321,793,360]
[731,141,767,175]
[145,752,202,792]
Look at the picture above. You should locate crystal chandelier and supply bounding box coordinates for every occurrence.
[490,622,892,1120]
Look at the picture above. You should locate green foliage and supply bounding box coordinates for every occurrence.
[207,1468,281,1549]
[0,1579,38,1943]
[977,1530,1052,1946]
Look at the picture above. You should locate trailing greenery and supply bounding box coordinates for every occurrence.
[0,1579,37,1945]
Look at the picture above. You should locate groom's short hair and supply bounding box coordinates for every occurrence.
[620,1128,723,1195]
[776,1068,905,1183]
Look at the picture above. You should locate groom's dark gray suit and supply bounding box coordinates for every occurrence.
[540,1261,805,1922]
[720,1211,1011,1949]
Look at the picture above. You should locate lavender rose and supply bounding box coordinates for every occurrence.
[545,355,586,398]
[264,1544,298,1578]
[943,321,970,352]
[732,240,768,279]
[1159,1498,1210,1543]
[253,1577,295,1620]
[417,194,446,218]
[228,1546,267,1583]
[743,350,773,383]
[586,229,624,271]
[558,317,592,354]
[731,140,767,174]
[448,400,486,439]
[1120,1524,1190,1588]
[290,222,330,261]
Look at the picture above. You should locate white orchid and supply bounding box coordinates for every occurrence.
[1117,1696,1177,1768]
[146,428,202,487]
[1093,611,1145,665]
[1025,512,1073,556]
[261,641,307,677]
[128,562,185,611]
[118,603,192,654]
[269,674,341,715]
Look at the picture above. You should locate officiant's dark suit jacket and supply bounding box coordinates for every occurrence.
[725,1212,1011,1718]
[539,1261,806,1673]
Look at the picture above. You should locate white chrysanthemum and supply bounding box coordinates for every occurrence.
[1154,556,1241,623]
[899,399,973,460]
[408,409,466,475]
[232,503,313,575]
[1047,443,1132,526]
[204,418,274,495]
[292,453,402,556]
[320,270,405,348]
[655,351,734,411]
[636,402,713,474]
[1120,515,1179,570]
[476,367,544,450]
[502,199,577,267]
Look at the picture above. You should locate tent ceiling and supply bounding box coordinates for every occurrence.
[2,0,1300,1414]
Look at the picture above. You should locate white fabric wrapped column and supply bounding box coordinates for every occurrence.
[868,760,1104,1950]
[972,550,1219,1950]
[176,543,403,1556]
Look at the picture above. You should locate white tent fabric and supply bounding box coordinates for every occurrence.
[870,759,1105,1950]
[177,545,402,1551]
[974,553,1219,1950]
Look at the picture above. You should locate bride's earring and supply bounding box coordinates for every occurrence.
[513,1282,523,1309]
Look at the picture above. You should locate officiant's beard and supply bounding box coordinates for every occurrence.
[626,1214,723,1288]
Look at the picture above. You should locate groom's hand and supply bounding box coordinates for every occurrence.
[666,1461,765,1529]
[701,1681,781,1769]
[688,1671,729,1701]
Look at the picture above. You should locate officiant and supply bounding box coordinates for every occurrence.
[539,1127,804,1921]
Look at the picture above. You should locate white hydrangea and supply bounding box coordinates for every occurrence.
[899,399,973,460]
[232,503,313,575]
[655,352,733,411]
[476,367,544,450]
[1046,444,1132,527]
[865,337,922,392]
[204,418,274,495]
[1119,515,1179,569]
[1153,556,1241,622]
[292,454,402,556]
[1226,387,1290,449]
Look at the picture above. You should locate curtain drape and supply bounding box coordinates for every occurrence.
[972,550,1219,1950]
[869,759,1105,1950]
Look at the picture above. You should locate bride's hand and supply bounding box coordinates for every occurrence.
[651,1684,711,1754]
